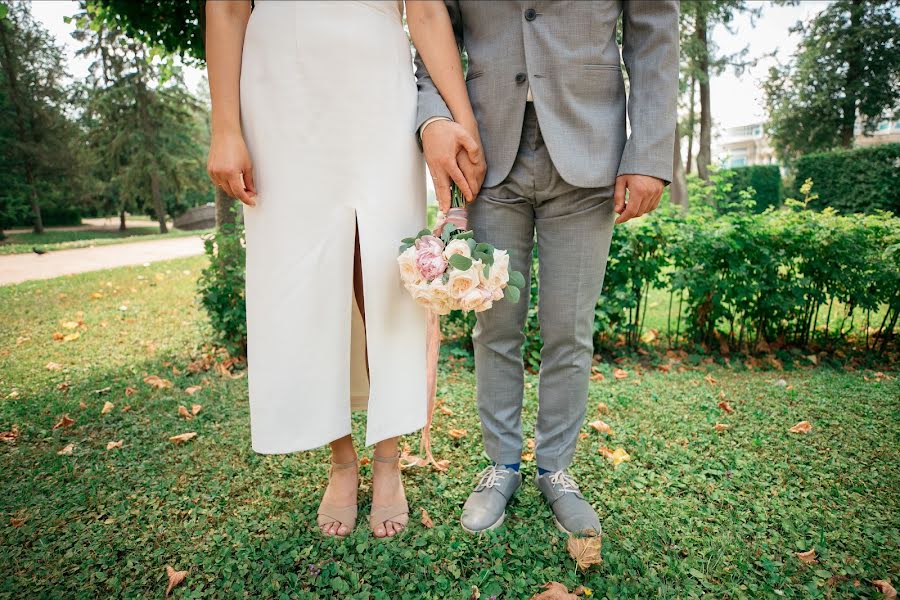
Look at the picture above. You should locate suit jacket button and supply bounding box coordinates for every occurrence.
[524,8,537,21]
[515,72,527,84]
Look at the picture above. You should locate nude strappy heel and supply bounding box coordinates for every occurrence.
[369,453,409,537]
[316,458,358,537]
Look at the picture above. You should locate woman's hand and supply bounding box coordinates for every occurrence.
[207,131,257,206]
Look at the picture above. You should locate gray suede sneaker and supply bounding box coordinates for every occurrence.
[460,465,522,534]
[536,470,602,536]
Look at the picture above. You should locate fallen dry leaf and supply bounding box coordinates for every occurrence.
[0,425,19,443]
[57,443,75,455]
[45,361,62,370]
[527,439,536,450]
[529,581,584,599]
[448,429,467,439]
[789,420,812,434]
[169,432,197,444]
[795,549,817,564]
[165,565,188,597]
[52,414,74,430]
[399,454,427,469]
[567,535,603,570]
[52,332,64,341]
[106,440,123,450]
[598,446,630,467]
[589,420,613,435]
[10,517,25,527]
[872,580,897,600]
[714,423,730,432]
[101,401,114,415]
[589,369,605,382]
[358,456,371,466]
[521,452,535,462]
[62,332,80,342]
[433,459,450,471]
[578,432,589,440]
[596,402,610,414]
[613,368,628,380]
[144,375,173,389]
[191,404,202,416]
[704,374,718,385]
[178,405,193,420]
[641,328,658,343]
[420,508,434,529]
[125,386,137,396]
[440,406,453,416]
[718,400,734,414]
[184,385,202,396]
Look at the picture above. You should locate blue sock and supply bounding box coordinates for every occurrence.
[537,467,551,476]
[496,462,520,472]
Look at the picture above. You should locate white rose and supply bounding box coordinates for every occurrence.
[443,239,471,261]
[408,281,433,308]
[487,249,510,289]
[397,247,422,285]
[460,286,493,312]
[447,263,482,298]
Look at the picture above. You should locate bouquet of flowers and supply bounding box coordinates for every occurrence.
[397,188,526,314]
[397,186,526,471]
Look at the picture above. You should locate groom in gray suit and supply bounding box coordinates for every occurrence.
[416,1,678,535]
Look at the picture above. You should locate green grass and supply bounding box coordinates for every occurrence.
[1,256,898,598]
[0,227,210,255]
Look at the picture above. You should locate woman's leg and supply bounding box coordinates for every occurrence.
[371,436,408,537]
[318,434,359,537]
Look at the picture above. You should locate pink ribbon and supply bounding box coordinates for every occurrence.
[416,206,469,471]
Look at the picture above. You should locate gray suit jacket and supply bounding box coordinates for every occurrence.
[415,1,679,189]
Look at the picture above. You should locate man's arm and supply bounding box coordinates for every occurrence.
[613,0,679,224]
[617,0,679,184]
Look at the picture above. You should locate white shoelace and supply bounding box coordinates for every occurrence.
[548,470,580,494]
[475,465,507,490]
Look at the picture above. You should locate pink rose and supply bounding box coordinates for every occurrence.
[460,286,494,312]
[415,235,447,280]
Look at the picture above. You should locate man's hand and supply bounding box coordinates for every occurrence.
[422,120,485,212]
[614,174,664,225]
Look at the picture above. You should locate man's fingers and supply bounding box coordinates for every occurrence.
[614,177,627,214]
[458,130,483,164]
[615,193,643,225]
[447,161,474,202]
[432,169,452,212]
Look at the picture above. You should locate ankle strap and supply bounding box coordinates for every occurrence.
[372,452,400,463]
[331,458,358,469]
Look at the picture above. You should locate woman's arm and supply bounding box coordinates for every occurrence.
[406,1,478,139]
[206,1,256,206]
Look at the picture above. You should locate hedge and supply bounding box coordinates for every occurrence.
[794,143,900,214]
[201,184,899,362]
[724,165,782,212]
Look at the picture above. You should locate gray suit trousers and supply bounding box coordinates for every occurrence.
[469,104,616,472]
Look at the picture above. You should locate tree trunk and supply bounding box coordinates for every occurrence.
[215,186,237,227]
[695,13,712,181]
[0,18,43,233]
[670,121,688,208]
[840,0,864,148]
[149,169,168,233]
[686,74,696,174]
[119,209,127,231]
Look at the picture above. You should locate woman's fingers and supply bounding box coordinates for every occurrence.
[228,172,256,206]
[446,161,474,202]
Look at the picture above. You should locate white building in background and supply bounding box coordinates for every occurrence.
[715,118,900,168]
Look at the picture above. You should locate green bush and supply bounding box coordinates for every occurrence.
[724,165,782,211]
[794,143,900,214]
[197,212,247,357]
[6,204,82,228]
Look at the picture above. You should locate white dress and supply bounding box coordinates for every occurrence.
[240,0,427,453]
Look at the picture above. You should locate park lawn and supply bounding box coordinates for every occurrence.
[1,256,898,599]
[0,227,210,255]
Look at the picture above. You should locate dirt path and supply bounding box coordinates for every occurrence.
[0,235,205,286]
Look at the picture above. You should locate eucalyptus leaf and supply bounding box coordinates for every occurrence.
[505,284,521,303]
[448,254,473,271]
[508,270,526,289]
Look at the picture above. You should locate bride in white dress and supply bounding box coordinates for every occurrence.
[205,0,483,538]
